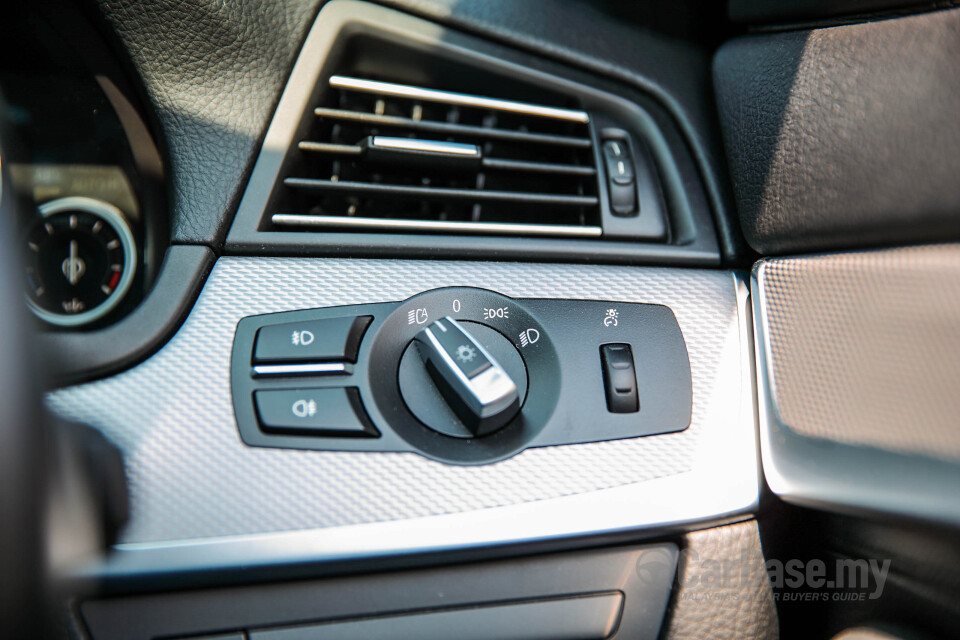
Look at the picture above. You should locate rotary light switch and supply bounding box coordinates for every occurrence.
[414,316,519,436]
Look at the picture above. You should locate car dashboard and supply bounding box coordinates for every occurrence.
[1,1,959,639]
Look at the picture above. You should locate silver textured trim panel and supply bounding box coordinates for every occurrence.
[271,214,604,237]
[47,259,758,578]
[329,75,590,123]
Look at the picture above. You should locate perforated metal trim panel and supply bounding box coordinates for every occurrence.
[754,245,960,526]
[762,244,960,462]
[48,258,746,545]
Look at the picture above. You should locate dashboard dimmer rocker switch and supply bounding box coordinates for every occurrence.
[414,316,519,436]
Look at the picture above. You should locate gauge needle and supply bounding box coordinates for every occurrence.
[61,240,86,285]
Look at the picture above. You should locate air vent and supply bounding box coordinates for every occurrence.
[270,76,602,237]
[228,3,721,262]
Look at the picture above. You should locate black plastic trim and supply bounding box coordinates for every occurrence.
[80,543,677,640]
[38,245,215,386]
[248,593,624,640]
[229,232,717,265]
[730,0,939,25]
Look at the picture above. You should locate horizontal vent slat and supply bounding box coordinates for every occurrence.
[297,141,363,155]
[329,76,589,123]
[272,214,603,237]
[313,108,592,148]
[481,158,596,176]
[283,178,598,206]
[297,142,594,176]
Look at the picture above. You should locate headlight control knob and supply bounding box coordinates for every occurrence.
[413,316,520,436]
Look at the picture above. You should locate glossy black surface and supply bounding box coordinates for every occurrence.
[600,343,639,413]
[254,388,377,437]
[253,315,371,364]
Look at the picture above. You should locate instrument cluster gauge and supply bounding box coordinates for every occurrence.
[23,196,137,327]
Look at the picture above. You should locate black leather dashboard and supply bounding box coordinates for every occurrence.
[92,0,743,259]
[714,8,960,254]
[93,0,324,245]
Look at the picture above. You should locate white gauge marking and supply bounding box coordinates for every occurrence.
[61,240,86,285]
[62,298,85,313]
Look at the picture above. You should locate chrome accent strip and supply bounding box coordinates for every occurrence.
[271,215,604,238]
[469,367,519,419]
[329,76,590,124]
[753,262,960,526]
[252,363,349,376]
[371,137,480,156]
